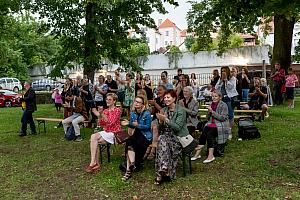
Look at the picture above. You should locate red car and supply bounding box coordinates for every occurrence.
[0,90,22,107]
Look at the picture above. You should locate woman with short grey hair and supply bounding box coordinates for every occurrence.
[191,90,229,163]
[179,86,199,135]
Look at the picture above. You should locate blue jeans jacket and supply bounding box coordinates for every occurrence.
[129,110,152,141]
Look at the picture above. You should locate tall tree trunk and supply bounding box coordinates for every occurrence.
[272,15,295,72]
[84,2,97,83]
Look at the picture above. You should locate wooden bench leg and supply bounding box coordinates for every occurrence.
[182,153,186,177]
[181,152,192,177]
[99,144,104,164]
[107,144,111,163]
[37,120,46,134]
[188,153,192,174]
[99,143,111,164]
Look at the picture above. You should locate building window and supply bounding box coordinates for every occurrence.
[156,38,158,44]
[146,37,150,43]
[165,41,168,45]
[170,41,172,45]
[166,31,169,36]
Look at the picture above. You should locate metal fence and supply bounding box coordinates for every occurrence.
[150,73,212,87]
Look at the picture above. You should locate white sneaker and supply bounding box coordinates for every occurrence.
[203,157,215,164]
[191,155,201,161]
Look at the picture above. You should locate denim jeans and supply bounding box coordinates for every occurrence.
[242,89,250,102]
[21,109,36,134]
[62,113,84,136]
[222,97,234,120]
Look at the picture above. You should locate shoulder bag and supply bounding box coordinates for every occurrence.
[177,134,198,154]
[114,130,130,144]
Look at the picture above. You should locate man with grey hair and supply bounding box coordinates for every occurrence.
[19,81,37,136]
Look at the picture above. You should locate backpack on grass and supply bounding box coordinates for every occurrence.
[65,125,76,141]
[238,117,261,140]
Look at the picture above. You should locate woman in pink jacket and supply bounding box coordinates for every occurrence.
[285,68,298,108]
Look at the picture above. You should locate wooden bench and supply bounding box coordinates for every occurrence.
[199,108,262,113]
[199,115,249,120]
[36,118,63,134]
[35,117,90,134]
[199,108,263,120]
[234,110,262,114]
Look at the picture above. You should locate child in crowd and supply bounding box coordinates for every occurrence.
[285,68,298,108]
[54,88,62,112]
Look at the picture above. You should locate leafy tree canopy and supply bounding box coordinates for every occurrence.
[187,0,300,69]
[119,41,150,72]
[22,0,179,79]
[0,13,59,80]
[187,34,244,53]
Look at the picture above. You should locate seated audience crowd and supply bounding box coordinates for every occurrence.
[51,64,289,185]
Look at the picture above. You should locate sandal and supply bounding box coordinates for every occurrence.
[154,175,171,185]
[159,167,168,177]
[85,163,100,173]
[147,152,155,160]
[121,170,132,181]
[143,147,151,160]
[154,176,163,185]
[129,162,136,171]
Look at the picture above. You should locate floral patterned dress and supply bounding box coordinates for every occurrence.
[155,110,181,180]
[124,80,135,107]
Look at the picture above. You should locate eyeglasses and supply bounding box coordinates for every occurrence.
[106,98,114,101]
[135,100,143,104]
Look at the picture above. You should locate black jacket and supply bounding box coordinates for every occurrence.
[23,88,37,112]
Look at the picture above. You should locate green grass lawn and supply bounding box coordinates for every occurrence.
[0,99,299,200]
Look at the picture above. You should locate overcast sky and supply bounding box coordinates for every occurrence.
[151,0,192,30]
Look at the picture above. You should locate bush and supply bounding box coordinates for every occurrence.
[36,92,53,104]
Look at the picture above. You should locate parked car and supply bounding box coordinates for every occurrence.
[32,79,56,91]
[0,90,22,107]
[0,77,23,92]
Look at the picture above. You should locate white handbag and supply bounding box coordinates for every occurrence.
[177,135,195,148]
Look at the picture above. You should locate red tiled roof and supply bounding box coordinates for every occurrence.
[239,33,256,39]
[180,29,187,37]
[159,18,181,30]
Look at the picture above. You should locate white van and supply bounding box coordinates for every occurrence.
[0,78,23,92]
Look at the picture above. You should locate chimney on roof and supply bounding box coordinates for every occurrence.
[158,19,162,27]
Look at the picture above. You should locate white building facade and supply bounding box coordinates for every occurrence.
[258,21,300,55]
[143,18,187,52]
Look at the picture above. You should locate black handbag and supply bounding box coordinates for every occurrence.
[238,117,261,140]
